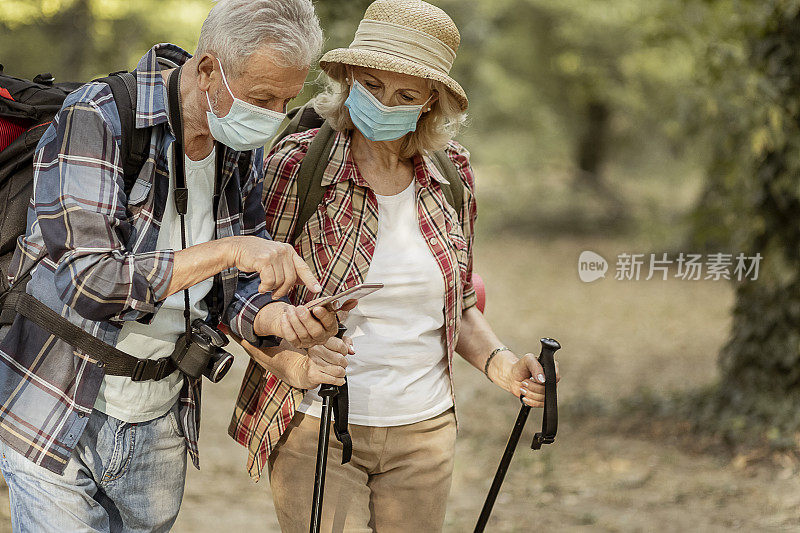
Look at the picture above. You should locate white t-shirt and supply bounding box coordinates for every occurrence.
[298,181,453,426]
[94,149,216,423]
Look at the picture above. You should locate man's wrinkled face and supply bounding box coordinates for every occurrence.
[205,46,309,116]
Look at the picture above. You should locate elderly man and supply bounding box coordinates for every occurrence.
[0,0,334,530]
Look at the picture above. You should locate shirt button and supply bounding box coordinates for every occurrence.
[429,237,438,246]
[448,279,454,287]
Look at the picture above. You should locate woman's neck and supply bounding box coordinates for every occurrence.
[349,129,415,195]
[349,129,407,172]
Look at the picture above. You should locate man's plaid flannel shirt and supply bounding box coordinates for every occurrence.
[0,43,280,475]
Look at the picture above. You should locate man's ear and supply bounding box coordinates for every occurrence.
[197,54,216,93]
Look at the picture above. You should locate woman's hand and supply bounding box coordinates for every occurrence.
[304,335,354,385]
[506,353,561,408]
[455,306,562,408]
[279,352,348,389]
[240,337,351,389]
[488,350,561,408]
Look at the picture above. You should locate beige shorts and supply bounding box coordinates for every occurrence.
[268,408,457,533]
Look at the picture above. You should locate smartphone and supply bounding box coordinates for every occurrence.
[304,282,384,309]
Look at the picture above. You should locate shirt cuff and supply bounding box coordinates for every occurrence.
[462,287,478,310]
[111,248,174,323]
[236,292,283,348]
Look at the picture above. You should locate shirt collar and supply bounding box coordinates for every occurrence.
[133,43,193,129]
[320,130,450,188]
[417,153,450,186]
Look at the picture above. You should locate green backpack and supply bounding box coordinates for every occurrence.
[271,103,465,244]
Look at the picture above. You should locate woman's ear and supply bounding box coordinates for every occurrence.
[426,90,439,112]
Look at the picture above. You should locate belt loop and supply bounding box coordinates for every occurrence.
[154,357,169,380]
[131,360,147,382]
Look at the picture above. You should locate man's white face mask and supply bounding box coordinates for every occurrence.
[204,57,285,151]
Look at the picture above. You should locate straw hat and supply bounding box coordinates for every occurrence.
[319,0,468,110]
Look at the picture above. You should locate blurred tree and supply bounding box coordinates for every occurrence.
[1,0,214,81]
[687,0,800,448]
[0,0,373,103]
[436,0,696,227]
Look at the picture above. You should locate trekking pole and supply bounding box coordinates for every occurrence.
[310,323,350,533]
[474,337,561,533]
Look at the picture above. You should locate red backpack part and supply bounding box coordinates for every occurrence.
[472,272,486,313]
[0,88,30,152]
[0,116,30,152]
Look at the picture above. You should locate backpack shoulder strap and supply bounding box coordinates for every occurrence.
[237,151,252,181]
[431,149,465,216]
[96,71,149,195]
[290,121,337,244]
[270,102,325,152]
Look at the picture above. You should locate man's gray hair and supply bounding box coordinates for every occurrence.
[196,0,323,75]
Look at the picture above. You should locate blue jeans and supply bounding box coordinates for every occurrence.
[0,401,187,532]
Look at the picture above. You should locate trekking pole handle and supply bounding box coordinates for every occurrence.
[520,337,560,406]
[318,323,348,397]
[530,337,560,449]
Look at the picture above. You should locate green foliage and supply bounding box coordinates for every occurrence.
[437,0,697,161]
[1,1,702,197]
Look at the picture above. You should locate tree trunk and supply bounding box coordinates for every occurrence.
[573,99,626,222]
[713,6,800,447]
[576,100,609,181]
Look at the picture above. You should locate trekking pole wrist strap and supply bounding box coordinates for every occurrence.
[317,323,353,463]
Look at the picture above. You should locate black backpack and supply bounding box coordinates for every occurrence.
[0,67,192,382]
[0,66,149,292]
[271,103,466,244]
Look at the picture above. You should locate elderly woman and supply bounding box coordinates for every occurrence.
[230,0,560,531]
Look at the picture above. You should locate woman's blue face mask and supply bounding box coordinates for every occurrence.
[344,79,432,142]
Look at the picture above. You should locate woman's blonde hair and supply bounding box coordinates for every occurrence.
[312,63,467,158]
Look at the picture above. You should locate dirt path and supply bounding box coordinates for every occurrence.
[447,364,800,532]
[1,235,798,532]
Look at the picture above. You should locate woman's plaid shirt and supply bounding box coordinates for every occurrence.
[229,128,479,480]
[0,44,280,475]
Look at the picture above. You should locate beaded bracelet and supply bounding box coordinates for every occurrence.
[484,346,511,381]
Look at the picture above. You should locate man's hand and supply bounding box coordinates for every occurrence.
[255,302,338,349]
[227,236,322,298]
